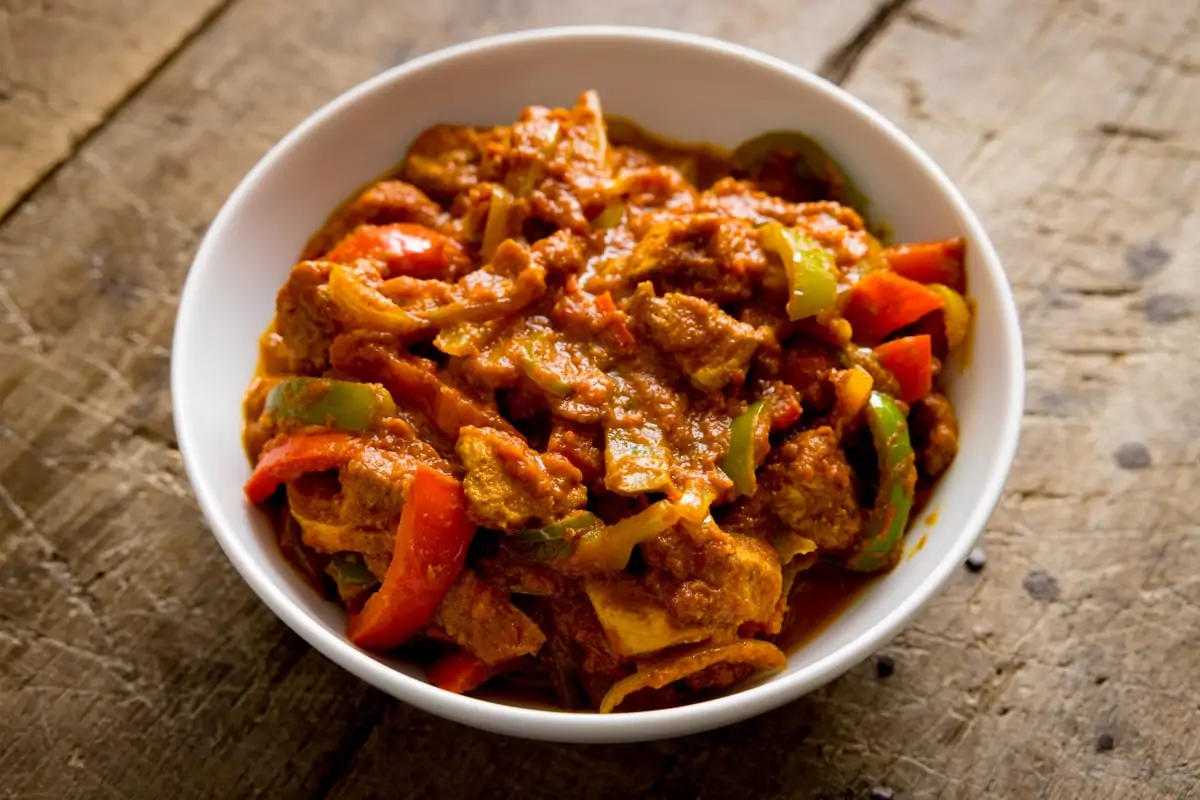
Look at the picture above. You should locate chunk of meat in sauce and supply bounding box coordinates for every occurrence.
[700,179,865,232]
[759,426,863,551]
[547,420,605,485]
[339,435,446,524]
[531,229,587,276]
[523,92,612,222]
[402,124,495,197]
[911,392,959,478]
[303,180,450,260]
[286,473,393,556]
[626,287,770,391]
[456,425,587,531]
[612,165,697,211]
[777,341,840,412]
[275,260,339,374]
[620,213,769,304]
[432,569,546,665]
[642,523,783,629]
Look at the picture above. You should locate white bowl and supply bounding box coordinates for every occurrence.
[172,26,1023,743]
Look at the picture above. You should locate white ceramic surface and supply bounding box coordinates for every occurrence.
[172,26,1024,743]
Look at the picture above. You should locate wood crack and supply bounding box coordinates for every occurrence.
[818,0,916,85]
[305,693,392,798]
[903,9,967,40]
[1096,122,1177,142]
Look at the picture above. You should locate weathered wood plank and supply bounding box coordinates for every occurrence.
[0,0,233,218]
[1,0,1197,797]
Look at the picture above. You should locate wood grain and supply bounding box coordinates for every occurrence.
[1,0,1198,798]
[0,0,233,218]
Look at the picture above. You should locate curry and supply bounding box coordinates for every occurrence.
[241,90,965,712]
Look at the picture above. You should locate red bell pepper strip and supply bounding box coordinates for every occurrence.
[427,651,509,694]
[843,271,944,344]
[244,432,361,504]
[325,223,466,278]
[881,238,966,293]
[347,465,475,652]
[874,335,933,404]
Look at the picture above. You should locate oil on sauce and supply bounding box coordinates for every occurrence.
[775,564,875,654]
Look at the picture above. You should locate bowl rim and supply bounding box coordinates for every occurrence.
[172,24,1024,743]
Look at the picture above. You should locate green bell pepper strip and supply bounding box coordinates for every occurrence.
[326,554,376,587]
[512,512,598,562]
[265,377,396,431]
[325,553,379,608]
[847,391,917,572]
[720,400,769,497]
[759,222,838,321]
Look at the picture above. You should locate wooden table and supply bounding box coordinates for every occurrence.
[2,1,1197,797]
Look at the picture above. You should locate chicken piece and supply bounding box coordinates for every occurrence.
[275,260,339,374]
[700,178,865,231]
[456,425,587,531]
[610,165,697,211]
[777,341,841,412]
[531,229,586,276]
[286,475,393,556]
[506,91,613,229]
[759,426,863,551]
[621,213,767,303]
[584,573,713,657]
[432,570,546,665]
[911,392,959,478]
[302,180,450,260]
[626,286,770,391]
[547,420,605,485]
[402,125,496,197]
[338,446,414,523]
[642,522,783,629]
